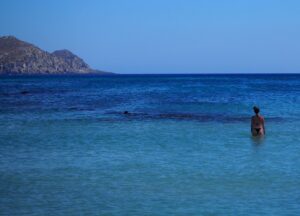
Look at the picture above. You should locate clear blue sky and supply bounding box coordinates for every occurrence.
[0,0,300,74]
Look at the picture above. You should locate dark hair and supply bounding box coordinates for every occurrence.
[253,106,260,114]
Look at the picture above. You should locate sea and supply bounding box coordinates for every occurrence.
[0,74,300,215]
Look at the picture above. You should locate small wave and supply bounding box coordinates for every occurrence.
[106,111,285,123]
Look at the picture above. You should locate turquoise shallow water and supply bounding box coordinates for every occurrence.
[0,74,300,215]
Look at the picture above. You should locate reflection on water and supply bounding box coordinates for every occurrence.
[251,135,265,146]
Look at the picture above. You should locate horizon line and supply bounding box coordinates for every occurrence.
[1,72,300,77]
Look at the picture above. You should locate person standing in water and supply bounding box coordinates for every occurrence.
[251,106,265,136]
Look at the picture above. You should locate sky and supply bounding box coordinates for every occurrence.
[0,0,300,74]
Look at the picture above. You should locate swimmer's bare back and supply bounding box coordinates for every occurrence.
[251,115,265,136]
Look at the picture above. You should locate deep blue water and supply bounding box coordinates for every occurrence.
[0,74,300,215]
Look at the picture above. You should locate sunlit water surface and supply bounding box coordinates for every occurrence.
[0,74,300,215]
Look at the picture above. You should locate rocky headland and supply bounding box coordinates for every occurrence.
[0,36,111,75]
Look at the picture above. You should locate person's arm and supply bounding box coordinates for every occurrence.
[251,117,254,133]
[262,117,266,135]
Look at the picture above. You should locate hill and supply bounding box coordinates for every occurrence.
[0,36,110,75]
